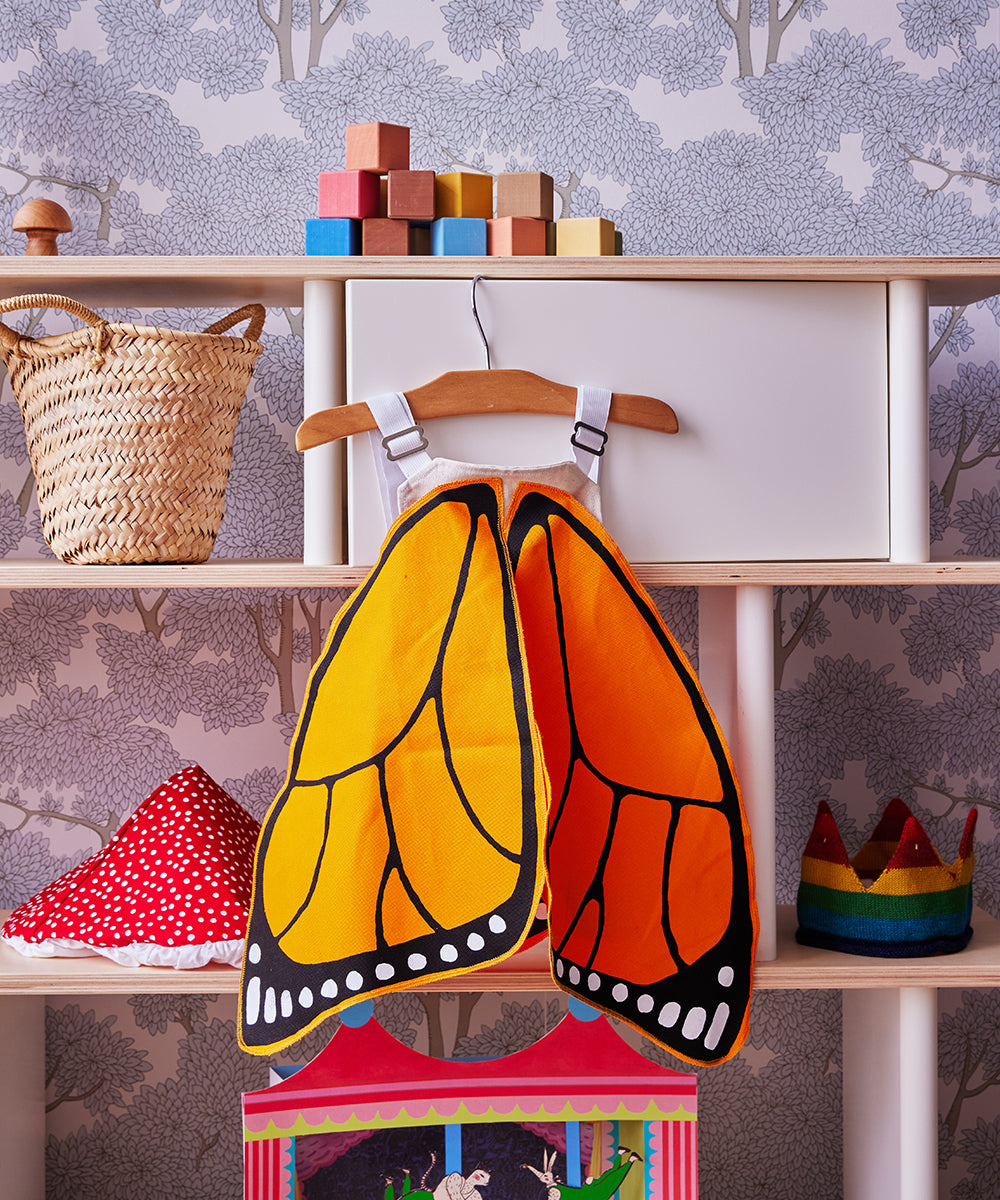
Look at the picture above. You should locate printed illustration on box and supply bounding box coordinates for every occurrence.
[240,382,757,1067]
[2,764,260,968]
[796,797,977,958]
[242,1002,697,1200]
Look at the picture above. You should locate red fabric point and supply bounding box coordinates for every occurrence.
[802,800,852,866]
[2,765,260,948]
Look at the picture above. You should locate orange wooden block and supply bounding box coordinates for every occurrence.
[362,217,410,256]
[554,217,616,256]
[434,172,493,218]
[345,122,409,173]
[495,172,554,221]
[486,216,548,256]
[387,170,435,221]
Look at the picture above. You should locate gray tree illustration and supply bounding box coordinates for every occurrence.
[45,1003,151,1115]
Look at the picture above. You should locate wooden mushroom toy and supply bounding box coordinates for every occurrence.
[13,198,72,255]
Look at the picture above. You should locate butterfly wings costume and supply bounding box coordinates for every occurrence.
[239,389,757,1067]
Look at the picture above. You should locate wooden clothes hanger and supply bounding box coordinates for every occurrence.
[294,278,679,452]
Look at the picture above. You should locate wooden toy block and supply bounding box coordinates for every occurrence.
[408,223,432,255]
[304,217,360,255]
[546,220,556,255]
[615,229,624,255]
[317,170,381,220]
[379,175,388,216]
[362,217,411,256]
[495,171,554,221]
[555,217,616,256]
[431,217,487,256]
[345,122,409,173]
[434,172,493,219]
[387,170,436,221]
[486,216,547,256]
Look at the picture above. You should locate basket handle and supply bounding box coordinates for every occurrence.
[204,304,265,341]
[0,293,106,356]
[0,294,266,356]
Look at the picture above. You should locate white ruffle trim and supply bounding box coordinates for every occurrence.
[1,934,245,969]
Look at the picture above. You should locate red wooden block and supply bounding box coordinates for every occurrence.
[345,122,409,173]
[318,170,380,220]
[486,216,548,256]
[362,217,410,256]
[387,170,435,221]
[495,172,554,221]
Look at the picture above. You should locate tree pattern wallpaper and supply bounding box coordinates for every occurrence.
[0,1,997,1197]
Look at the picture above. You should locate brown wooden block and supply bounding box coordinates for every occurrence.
[317,170,381,219]
[495,172,554,221]
[379,175,388,217]
[486,216,547,256]
[409,224,432,255]
[362,217,410,256]
[434,172,493,218]
[554,217,616,256]
[387,170,435,221]
[545,220,556,256]
[345,122,409,173]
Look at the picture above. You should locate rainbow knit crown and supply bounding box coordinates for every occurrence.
[796,798,977,958]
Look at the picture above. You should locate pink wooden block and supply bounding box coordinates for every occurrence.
[487,216,548,256]
[345,122,410,173]
[318,170,381,219]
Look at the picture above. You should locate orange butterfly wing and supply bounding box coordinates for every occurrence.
[505,484,757,1066]
[239,480,547,1054]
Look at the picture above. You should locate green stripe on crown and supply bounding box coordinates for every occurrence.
[797,880,971,920]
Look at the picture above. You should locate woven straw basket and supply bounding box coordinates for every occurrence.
[0,293,264,564]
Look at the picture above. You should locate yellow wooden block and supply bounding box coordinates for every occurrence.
[434,172,494,219]
[555,217,616,256]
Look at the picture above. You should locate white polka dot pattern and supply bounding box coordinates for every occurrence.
[1,765,261,966]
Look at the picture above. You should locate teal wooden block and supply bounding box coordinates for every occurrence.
[431,217,486,256]
[305,218,360,255]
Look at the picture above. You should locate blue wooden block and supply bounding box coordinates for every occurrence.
[305,217,360,255]
[431,217,486,256]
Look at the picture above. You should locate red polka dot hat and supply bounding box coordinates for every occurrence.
[2,764,260,968]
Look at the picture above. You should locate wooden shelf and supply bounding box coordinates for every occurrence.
[4,907,997,995]
[0,255,998,308]
[4,558,1000,589]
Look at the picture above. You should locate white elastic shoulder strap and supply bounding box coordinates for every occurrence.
[366,391,433,524]
[571,385,612,483]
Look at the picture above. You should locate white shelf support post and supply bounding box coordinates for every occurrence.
[303,278,345,565]
[1,996,45,1200]
[888,278,929,563]
[697,585,776,961]
[843,987,938,1200]
[899,986,939,1200]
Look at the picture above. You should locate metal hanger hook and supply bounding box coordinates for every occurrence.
[470,274,492,370]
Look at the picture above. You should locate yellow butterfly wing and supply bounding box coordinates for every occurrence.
[239,480,548,1054]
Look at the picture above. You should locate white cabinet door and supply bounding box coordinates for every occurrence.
[346,280,888,564]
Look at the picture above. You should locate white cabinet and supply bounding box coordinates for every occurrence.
[1,255,1000,1200]
[345,279,889,564]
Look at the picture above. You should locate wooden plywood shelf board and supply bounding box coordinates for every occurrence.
[3,907,998,995]
[4,559,1000,589]
[0,255,997,308]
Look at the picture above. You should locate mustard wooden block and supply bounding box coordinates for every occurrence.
[387,170,435,221]
[345,122,409,173]
[555,217,616,256]
[486,216,547,256]
[495,171,554,221]
[434,172,493,219]
[361,217,410,256]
